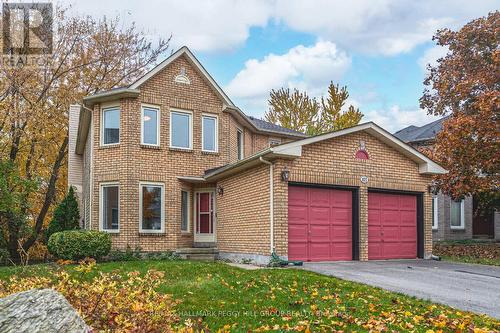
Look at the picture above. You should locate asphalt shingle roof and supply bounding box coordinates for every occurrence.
[394,116,449,143]
[247,116,306,137]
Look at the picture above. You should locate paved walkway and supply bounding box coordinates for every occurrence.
[301,259,500,318]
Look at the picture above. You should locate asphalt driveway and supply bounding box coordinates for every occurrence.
[301,260,500,318]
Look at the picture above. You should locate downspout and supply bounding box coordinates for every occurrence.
[259,157,274,254]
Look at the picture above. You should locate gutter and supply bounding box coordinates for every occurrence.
[259,157,274,254]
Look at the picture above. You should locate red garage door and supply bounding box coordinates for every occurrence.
[368,192,417,260]
[288,186,352,261]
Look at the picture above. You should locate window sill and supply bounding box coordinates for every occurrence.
[450,227,465,231]
[169,147,193,153]
[100,230,119,234]
[432,228,438,232]
[99,144,120,150]
[140,144,161,150]
[139,231,165,236]
[181,231,192,236]
[202,150,219,156]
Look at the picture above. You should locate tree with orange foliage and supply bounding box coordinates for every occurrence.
[420,11,499,208]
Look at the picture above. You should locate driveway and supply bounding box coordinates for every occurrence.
[301,260,500,318]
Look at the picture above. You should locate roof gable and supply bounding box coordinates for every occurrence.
[271,122,446,174]
[130,46,235,107]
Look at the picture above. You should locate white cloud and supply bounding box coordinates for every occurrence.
[62,0,273,52]
[363,105,440,132]
[418,45,449,71]
[225,41,351,114]
[61,0,498,54]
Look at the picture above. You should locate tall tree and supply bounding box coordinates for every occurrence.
[0,6,170,262]
[420,11,499,207]
[265,82,363,135]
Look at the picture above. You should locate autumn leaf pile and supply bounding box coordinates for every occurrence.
[434,242,500,263]
[0,259,179,332]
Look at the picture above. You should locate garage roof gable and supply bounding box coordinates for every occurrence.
[271,122,447,175]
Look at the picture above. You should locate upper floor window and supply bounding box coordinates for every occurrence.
[102,107,120,145]
[450,199,465,229]
[141,105,160,146]
[202,114,218,152]
[432,196,438,230]
[170,110,192,149]
[100,183,119,232]
[237,129,244,160]
[139,182,164,233]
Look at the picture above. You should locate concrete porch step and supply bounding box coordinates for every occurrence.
[175,247,219,261]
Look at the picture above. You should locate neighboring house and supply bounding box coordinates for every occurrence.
[394,117,500,241]
[68,46,446,265]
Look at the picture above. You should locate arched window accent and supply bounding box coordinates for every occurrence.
[355,149,369,160]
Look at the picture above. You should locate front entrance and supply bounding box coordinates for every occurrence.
[194,190,216,243]
[472,196,494,238]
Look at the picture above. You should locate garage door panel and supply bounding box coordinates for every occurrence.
[332,208,351,225]
[288,224,308,242]
[310,225,330,240]
[381,211,400,225]
[368,192,417,260]
[309,188,329,206]
[289,186,308,205]
[331,190,352,208]
[331,226,351,240]
[309,242,331,260]
[288,186,353,262]
[309,207,330,223]
[331,243,352,260]
[288,242,308,261]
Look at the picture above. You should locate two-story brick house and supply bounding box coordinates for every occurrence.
[69,46,446,264]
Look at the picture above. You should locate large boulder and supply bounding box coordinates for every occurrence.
[0,288,90,333]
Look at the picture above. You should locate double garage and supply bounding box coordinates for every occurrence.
[288,184,423,262]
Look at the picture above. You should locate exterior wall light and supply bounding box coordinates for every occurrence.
[281,167,290,182]
[217,185,224,196]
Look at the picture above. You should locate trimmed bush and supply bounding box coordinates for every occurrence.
[46,187,80,241]
[47,230,111,260]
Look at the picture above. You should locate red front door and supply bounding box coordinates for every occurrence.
[368,192,417,260]
[195,192,215,239]
[288,186,353,262]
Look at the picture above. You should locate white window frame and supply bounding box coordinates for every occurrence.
[450,199,465,229]
[100,105,120,146]
[141,104,160,146]
[201,113,218,153]
[169,109,193,150]
[432,196,438,230]
[237,128,244,160]
[139,182,165,233]
[99,182,120,233]
[181,190,191,233]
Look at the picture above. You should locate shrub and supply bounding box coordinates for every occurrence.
[47,230,111,260]
[46,186,80,241]
[108,245,142,261]
[0,260,179,331]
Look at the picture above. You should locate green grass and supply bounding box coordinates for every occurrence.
[1,260,499,332]
[438,255,500,266]
[433,241,500,267]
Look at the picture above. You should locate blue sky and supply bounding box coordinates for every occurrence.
[65,0,498,132]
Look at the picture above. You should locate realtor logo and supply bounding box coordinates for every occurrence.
[2,2,53,55]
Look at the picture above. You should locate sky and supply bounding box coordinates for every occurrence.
[63,0,498,132]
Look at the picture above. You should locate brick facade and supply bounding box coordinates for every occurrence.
[80,54,292,251]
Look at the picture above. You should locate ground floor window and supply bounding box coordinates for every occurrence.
[100,183,119,232]
[181,190,190,232]
[140,182,164,233]
[450,199,465,229]
[432,196,438,230]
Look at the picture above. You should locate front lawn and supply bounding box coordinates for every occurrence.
[0,260,498,332]
[433,241,500,266]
